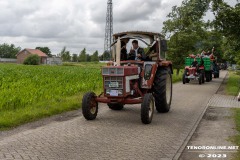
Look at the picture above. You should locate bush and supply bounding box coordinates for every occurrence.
[23,55,40,65]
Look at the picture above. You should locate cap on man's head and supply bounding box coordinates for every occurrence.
[132,40,138,44]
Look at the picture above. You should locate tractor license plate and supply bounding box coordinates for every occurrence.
[109,82,119,88]
[110,90,118,96]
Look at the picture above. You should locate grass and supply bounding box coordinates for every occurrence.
[227,71,240,160]
[226,71,240,96]
[0,63,182,130]
[0,63,103,130]
[0,94,82,130]
[172,69,183,83]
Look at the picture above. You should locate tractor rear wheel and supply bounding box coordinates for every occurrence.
[206,71,210,82]
[107,103,124,110]
[182,73,186,84]
[141,93,154,124]
[198,73,202,85]
[201,71,205,84]
[153,67,172,113]
[82,92,98,120]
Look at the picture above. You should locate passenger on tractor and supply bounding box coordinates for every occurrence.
[145,42,159,61]
[120,41,128,61]
[128,40,146,61]
[201,50,206,57]
[191,58,198,67]
[191,57,200,73]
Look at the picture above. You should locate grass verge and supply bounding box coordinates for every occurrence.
[226,72,240,96]
[228,71,240,159]
[172,69,183,83]
[0,94,83,131]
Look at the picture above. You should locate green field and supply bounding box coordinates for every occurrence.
[0,63,181,130]
[0,63,104,130]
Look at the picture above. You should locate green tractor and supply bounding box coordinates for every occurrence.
[205,56,220,81]
[211,58,220,79]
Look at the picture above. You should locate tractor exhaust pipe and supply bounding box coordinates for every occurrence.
[116,38,121,66]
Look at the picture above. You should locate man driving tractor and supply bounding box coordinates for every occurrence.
[128,40,146,60]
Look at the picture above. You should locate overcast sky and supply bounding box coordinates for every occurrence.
[0,0,237,55]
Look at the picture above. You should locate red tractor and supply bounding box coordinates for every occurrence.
[82,31,173,124]
[182,57,205,85]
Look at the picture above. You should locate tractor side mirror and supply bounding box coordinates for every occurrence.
[161,40,167,52]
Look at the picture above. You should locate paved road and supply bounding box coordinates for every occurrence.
[0,71,227,160]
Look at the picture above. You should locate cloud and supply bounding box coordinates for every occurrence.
[0,0,235,55]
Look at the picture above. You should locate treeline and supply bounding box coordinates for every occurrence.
[0,43,21,58]
[0,43,110,62]
[57,47,112,62]
[163,0,240,74]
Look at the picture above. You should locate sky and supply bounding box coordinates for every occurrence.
[0,0,237,55]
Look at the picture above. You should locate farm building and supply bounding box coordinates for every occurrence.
[16,48,48,64]
[46,56,62,65]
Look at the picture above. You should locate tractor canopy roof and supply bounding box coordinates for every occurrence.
[111,31,165,47]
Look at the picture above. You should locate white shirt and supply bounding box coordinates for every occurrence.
[134,47,140,60]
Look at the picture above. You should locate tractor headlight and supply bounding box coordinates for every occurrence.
[106,89,110,94]
[118,90,123,95]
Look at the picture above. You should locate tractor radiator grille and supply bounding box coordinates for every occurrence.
[104,77,123,89]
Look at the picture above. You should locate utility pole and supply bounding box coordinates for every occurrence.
[104,0,113,60]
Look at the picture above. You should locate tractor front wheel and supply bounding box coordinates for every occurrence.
[82,92,98,120]
[141,93,154,124]
[182,70,187,84]
[153,67,172,113]
[108,103,124,110]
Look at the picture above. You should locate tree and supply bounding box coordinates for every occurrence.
[72,54,78,62]
[100,51,111,61]
[162,0,209,74]
[212,2,240,64]
[79,48,87,62]
[86,54,91,62]
[60,47,71,62]
[91,50,99,62]
[35,47,52,57]
[0,43,21,58]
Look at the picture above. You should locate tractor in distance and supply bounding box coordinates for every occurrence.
[82,31,173,124]
[204,54,220,81]
[182,55,205,85]
[210,56,220,79]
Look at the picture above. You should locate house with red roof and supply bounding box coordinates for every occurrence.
[16,48,48,64]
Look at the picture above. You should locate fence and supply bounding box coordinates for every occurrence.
[0,58,17,63]
[46,57,62,65]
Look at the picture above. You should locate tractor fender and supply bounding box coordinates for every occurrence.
[159,61,173,74]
